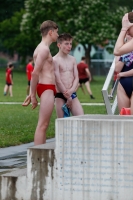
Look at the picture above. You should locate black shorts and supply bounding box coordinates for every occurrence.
[55,93,67,101]
[55,92,77,102]
[79,78,89,84]
[6,82,12,86]
[28,80,31,86]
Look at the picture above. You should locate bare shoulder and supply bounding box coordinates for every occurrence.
[68,55,77,63]
[34,43,50,58]
[53,54,60,65]
[69,55,77,66]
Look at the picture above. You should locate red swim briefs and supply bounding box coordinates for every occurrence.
[36,84,57,98]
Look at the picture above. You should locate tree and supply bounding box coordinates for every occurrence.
[58,0,128,64]
[0,10,35,60]
[0,0,24,22]
[21,0,128,63]
[0,0,129,63]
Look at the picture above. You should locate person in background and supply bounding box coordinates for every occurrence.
[77,56,95,99]
[26,58,34,96]
[3,62,14,97]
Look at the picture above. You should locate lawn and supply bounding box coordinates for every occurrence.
[0,69,107,147]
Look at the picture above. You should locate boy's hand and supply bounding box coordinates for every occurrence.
[22,95,31,106]
[31,96,38,109]
[63,89,72,99]
[66,97,72,109]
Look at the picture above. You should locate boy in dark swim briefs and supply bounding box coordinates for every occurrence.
[53,33,84,118]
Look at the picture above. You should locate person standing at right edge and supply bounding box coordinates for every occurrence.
[77,56,95,99]
[114,12,133,114]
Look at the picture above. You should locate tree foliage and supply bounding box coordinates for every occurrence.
[0,0,130,61]
[0,10,34,59]
[0,0,24,22]
[21,0,128,61]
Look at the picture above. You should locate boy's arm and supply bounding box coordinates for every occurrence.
[69,58,79,93]
[54,59,67,93]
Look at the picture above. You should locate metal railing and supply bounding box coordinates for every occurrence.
[102,58,118,115]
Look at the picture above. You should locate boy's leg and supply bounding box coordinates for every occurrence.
[71,98,84,116]
[80,84,86,94]
[85,81,93,95]
[9,85,13,97]
[27,85,30,96]
[85,81,95,99]
[4,84,8,95]
[34,90,55,145]
[55,98,65,118]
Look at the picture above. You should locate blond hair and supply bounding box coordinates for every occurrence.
[40,20,58,37]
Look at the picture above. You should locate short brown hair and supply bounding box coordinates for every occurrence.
[57,33,73,43]
[40,20,58,37]
[81,56,86,60]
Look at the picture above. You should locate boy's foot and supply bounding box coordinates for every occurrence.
[4,92,6,96]
[90,95,95,99]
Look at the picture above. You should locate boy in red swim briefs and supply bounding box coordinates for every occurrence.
[22,20,59,145]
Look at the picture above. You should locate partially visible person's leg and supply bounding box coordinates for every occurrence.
[75,83,80,91]
[34,90,55,145]
[27,81,30,96]
[55,98,66,118]
[76,82,86,94]
[85,81,95,99]
[71,98,84,116]
[27,85,30,96]
[117,83,130,112]
[80,84,87,94]
[4,84,9,95]
[130,92,133,115]
[9,85,13,97]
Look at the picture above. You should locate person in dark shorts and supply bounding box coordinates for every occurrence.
[77,56,95,99]
[3,62,14,97]
[53,33,84,118]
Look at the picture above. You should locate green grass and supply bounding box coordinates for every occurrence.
[0,69,107,147]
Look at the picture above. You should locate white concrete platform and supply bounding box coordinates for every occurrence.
[1,115,133,200]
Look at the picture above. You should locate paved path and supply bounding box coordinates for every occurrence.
[0,102,104,159]
[0,138,55,160]
[0,102,104,172]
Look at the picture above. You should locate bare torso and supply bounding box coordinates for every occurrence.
[33,42,55,84]
[54,54,75,92]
